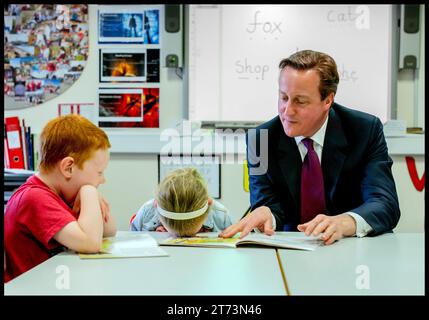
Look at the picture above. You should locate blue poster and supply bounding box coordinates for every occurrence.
[99,12,144,43]
[143,10,159,44]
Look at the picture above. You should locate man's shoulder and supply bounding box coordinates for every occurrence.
[246,116,282,150]
[330,103,383,144]
[249,116,281,140]
[332,102,379,125]
[255,115,281,131]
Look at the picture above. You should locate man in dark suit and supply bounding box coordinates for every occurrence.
[220,50,400,245]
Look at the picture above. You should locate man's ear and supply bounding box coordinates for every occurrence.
[324,92,335,110]
[59,156,75,179]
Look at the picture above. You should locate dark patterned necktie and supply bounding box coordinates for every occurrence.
[300,138,326,223]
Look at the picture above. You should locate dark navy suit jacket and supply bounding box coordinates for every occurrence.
[246,103,400,235]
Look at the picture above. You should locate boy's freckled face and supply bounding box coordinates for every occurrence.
[74,149,110,188]
[64,149,110,203]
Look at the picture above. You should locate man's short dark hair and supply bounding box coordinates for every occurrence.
[279,50,340,101]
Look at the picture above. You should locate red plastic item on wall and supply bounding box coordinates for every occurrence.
[405,156,425,192]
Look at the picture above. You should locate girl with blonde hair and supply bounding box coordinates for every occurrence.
[130,168,232,236]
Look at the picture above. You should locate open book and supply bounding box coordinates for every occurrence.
[160,232,323,251]
[79,233,169,259]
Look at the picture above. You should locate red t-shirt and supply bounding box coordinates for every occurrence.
[4,175,79,282]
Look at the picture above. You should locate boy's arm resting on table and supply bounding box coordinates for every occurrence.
[53,185,104,253]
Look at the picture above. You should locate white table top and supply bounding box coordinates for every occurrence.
[5,231,287,295]
[277,232,425,295]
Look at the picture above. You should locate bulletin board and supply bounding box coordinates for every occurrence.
[97,5,161,128]
[4,4,89,110]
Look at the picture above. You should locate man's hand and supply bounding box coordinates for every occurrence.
[297,213,356,245]
[219,206,274,239]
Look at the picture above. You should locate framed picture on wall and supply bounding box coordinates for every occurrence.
[100,48,147,82]
[98,88,143,123]
[98,10,144,43]
[158,154,221,199]
[99,87,159,128]
[98,6,160,44]
[142,9,160,45]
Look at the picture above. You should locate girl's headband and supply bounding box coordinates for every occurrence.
[157,202,208,220]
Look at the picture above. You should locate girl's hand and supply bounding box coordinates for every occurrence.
[155,225,168,232]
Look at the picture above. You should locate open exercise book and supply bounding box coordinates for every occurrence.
[79,233,169,259]
[160,232,323,251]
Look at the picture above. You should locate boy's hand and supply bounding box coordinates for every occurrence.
[72,188,109,223]
[71,190,81,214]
[98,192,110,223]
[98,192,117,238]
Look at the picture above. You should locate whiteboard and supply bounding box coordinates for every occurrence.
[158,155,221,199]
[188,5,393,123]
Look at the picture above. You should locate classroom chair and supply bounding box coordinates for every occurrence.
[129,213,137,226]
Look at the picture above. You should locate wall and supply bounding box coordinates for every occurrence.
[5,5,425,232]
[391,155,425,233]
[4,5,183,131]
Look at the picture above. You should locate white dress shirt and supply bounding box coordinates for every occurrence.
[267,115,373,237]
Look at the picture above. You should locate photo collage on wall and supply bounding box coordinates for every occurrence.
[97,6,160,128]
[4,4,89,109]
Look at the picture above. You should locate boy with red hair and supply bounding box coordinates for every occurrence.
[4,115,116,282]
